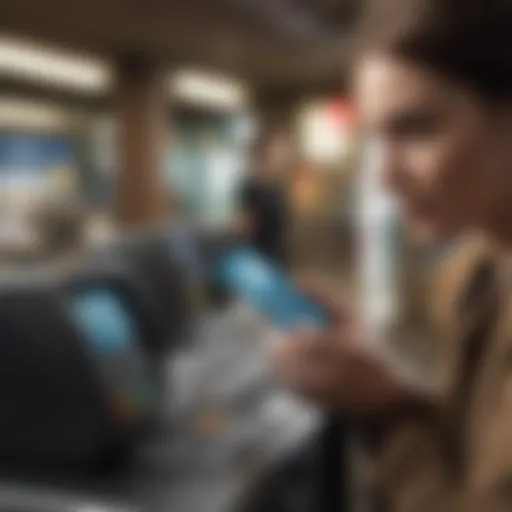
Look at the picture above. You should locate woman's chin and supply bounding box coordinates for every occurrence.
[406,217,458,243]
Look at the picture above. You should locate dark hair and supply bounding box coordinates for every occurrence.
[356,0,512,102]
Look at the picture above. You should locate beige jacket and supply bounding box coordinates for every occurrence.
[370,237,512,512]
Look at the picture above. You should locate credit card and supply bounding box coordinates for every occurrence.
[216,247,330,330]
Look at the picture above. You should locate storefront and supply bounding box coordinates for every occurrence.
[292,98,357,274]
[168,107,255,227]
[0,97,85,258]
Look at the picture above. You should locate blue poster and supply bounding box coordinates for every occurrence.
[0,134,74,174]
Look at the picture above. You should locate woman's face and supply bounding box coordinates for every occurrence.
[355,54,512,240]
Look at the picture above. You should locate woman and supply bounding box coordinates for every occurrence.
[269,0,512,510]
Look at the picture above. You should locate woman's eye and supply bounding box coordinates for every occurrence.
[391,114,441,140]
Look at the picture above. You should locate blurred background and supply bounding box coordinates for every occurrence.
[0,0,365,269]
[0,2,436,511]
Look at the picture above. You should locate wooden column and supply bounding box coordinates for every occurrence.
[115,55,167,226]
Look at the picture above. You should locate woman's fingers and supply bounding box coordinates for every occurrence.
[267,328,346,402]
[266,320,404,412]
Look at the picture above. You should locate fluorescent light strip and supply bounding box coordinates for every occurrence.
[0,36,112,94]
[0,38,249,110]
[171,69,249,111]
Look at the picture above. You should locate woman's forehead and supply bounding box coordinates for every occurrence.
[354,55,476,128]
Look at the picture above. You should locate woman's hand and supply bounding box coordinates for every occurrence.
[267,279,406,415]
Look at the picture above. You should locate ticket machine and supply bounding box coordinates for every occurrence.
[0,265,160,472]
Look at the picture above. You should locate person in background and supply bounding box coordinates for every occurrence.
[235,131,291,266]
[268,0,512,510]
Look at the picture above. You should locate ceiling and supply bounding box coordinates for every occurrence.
[0,0,361,96]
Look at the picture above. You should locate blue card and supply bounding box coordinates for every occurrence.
[216,247,330,330]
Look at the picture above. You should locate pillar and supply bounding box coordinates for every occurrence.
[255,89,300,137]
[115,55,168,226]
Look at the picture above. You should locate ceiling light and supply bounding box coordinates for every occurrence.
[0,36,112,95]
[170,70,249,112]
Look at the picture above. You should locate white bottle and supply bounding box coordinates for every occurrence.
[356,140,402,341]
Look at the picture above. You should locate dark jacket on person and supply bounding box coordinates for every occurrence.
[239,177,289,265]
